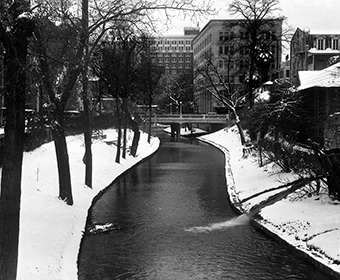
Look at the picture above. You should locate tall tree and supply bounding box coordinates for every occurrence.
[92,29,153,161]
[195,53,247,144]
[157,72,194,114]
[33,8,83,205]
[137,36,165,143]
[0,0,35,279]
[229,0,285,107]
[81,0,92,187]
[29,0,214,204]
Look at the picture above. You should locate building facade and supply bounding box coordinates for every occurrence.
[151,27,199,76]
[290,28,340,85]
[151,27,199,113]
[193,19,283,113]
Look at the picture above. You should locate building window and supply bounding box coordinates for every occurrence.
[317,39,325,50]
[332,39,339,50]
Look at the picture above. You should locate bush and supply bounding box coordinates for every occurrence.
[258,136,320,174]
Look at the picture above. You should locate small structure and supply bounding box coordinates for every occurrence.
[298,62,340,145]
[290,28,340,85]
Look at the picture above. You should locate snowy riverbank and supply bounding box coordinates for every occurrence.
[0,129,160,280]
[2,125,339,279]
[199,126,340,279]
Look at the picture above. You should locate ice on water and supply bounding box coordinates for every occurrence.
[185,214,250,233]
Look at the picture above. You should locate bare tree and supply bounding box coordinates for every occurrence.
[31,0,214,199]
[229,0,286,107]
[195,52,247,144]
[157,72,194,114]
[92,26,144,162]
[0,1,35,279]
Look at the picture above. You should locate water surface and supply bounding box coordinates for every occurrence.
[78,134,331,280]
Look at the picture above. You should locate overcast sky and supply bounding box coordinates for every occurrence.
[162,0,340,36]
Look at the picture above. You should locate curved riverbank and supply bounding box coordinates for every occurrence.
[7,129,160,280]
[198,126,340,280]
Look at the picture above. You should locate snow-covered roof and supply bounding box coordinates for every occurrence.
[309,29,340,35]
[308,48,340,55]
[298,62,340,90]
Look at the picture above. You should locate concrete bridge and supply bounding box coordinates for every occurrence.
[150,114,229,125]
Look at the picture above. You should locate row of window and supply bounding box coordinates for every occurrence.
[315,38,339,50]
[219,44,277,56]
[153,39,192,48]
[156,53,192,57]
[155,57,192,63]
[194,33,213,54]
[219,30,275,42]
[162,63,192,69]
[153,46,192,52]
[158,39,192,45]
[218,59,248,69]
[164,69,191,75]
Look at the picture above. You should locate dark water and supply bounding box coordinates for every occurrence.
[78,134,332,280]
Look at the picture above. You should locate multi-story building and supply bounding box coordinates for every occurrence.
[277,57,290,81]
[151,27,200,113]
[193,19,283,113]
[290,28,340,85]
[151,27,199,76]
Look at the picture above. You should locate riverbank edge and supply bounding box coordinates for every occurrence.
[76,135,161,276]
[197,136,340,280]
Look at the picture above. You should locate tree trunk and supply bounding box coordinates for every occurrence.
[83,97,92,188]
[0,10,30,278]
[82,0,92,188]
[51,111,74,205]
[232,108,246,145]
[122,99,128,159]
[128,111,140,157]
[115,98,122,163]
[148,94,152,143]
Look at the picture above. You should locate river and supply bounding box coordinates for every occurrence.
[78,133,331,280]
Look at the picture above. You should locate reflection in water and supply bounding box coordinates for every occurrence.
[78,134,332,280]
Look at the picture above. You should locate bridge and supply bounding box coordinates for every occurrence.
[149,114,229,124]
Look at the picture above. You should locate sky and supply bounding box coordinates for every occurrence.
[162,0,340,37]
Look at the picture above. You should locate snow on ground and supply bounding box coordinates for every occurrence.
[2,124,340,279]
[163,126,207,136]
[0,129,159,280]
[199,126,340,278]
